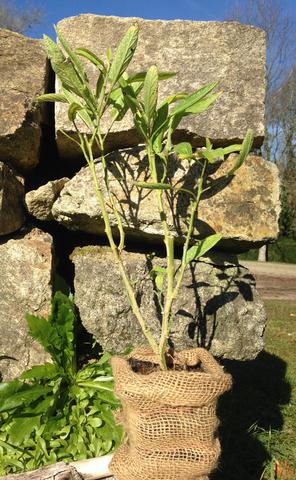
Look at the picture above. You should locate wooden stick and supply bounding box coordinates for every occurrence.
[1,454,114,480]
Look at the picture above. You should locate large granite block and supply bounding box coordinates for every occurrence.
[52,148,280,251]
[0,228,53,381]
[55,15,266,160]
[0,29,49,171]
[72,247,266,361]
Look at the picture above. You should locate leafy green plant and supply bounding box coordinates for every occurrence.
[0,292,122,475]
[39,25,253,370]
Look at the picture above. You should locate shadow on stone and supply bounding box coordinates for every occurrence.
[211,351,291,480]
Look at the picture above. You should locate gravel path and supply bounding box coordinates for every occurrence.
[240,260,296,302]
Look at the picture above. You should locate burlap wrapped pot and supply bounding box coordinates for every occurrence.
[110,347,232,480]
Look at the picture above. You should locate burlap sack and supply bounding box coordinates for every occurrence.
[110,347,232,480]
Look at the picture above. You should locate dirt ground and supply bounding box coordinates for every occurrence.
[240,260,296,302]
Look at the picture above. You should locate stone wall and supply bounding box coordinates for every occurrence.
[0,15,279,381]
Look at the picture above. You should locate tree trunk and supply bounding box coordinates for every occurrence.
[258,244,268,262]
[1,455,115,480]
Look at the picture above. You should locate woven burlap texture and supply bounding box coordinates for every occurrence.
[110,347,232,480]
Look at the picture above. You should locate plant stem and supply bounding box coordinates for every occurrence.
[81,138,159,355]
[173,161,207,301]
[147,143,175,370]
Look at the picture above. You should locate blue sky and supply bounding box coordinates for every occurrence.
[15,0,296,39]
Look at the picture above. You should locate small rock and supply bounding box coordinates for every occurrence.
[26,178,69,221]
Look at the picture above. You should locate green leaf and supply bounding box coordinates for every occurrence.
[43,35,85,98]
[143,65,158,128]
[185,92,221,114]
[0,385,51,413]
[106,46,113,63]
[26,314,62,359]
[9,416,41,444]
[55,28,87,83]
[75,47,106,71]
[128,70,176,83]
[20,364,59,381]
[62,88,93,129]
[68,102,83,122]
[171,82,218,116]
[43,34,65,65]
[37,93,68,103]
[227,129,254,176]
[98,352,112,365]
[0,380,23,401]
[133,181,172,190]
[223,144,242,155]
[185,233,222,264]
[174,142,193,159]
[95,73,104,99]
[108,25,139,85]
[88,417,103,428]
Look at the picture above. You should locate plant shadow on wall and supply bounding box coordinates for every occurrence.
[103,147,234,241]
[211,353,291,480]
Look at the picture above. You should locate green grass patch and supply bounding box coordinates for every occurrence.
[239,237,296,264]
[213,300,296,480]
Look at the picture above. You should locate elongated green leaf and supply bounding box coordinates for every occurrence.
[20,364,59,381]
[223,144,242,155]
[174,142,193,159]
[108,25,139,85]
[151,103,169,143]
[227,129,254,176]
[185,233,222,264]
[75,47,106,71]
[26,314,62,358]
[44,35,85,98]
[171,82,217,116]
[134,181,172,190]
[143,65,158,128]
[128,71,176,83]
[43,34,65,65]
[56,28,87,83]
[37,93,68,103]
[185,92,221,114]
[0,385,51,413]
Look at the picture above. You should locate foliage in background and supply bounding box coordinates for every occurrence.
[39,25,253,369]
[0,292,122,475]
[239,237,296,264]
[0,0,43,34]
[228,0,296,243]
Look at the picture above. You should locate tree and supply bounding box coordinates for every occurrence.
[228,0,296,257]
[0,0,43,34]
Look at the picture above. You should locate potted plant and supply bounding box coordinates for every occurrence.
[39,23,253,480]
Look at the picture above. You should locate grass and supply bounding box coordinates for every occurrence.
[239,237,296,264]
[212,300,296,480]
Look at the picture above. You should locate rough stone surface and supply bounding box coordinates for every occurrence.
[52,148,280,251]
[56,15,266,160]
[26,178,69,221]
[0,228,53,381]
[0,162,25,235]
[72,247,266,361]
[0,29,49,171]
